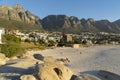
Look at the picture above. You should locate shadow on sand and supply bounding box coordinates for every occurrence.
[80,70,107,80]
[0,65,34,80]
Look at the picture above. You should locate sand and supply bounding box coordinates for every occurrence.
[30,45,120,78]
[0,45,120,80]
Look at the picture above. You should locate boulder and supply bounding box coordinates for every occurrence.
[35,61,73,80]
[57,58,70,64]
[70,74,100,80]
[33,54,44,60]
[98,70,120,80]
[20,75,36,80]
[0,53,6,66]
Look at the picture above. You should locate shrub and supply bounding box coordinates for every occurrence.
[1,34,21,57]
[1,42,21,57]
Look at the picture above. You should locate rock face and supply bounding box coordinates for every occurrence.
[70,74,100,80]
[0,53,7,66]
[41,15,83,33]
[41,15,120,33]
[98,70,120,80]
[20,75,36,80]
[41,15,98,33]
[35,61,73,80]
[0,4,41,25]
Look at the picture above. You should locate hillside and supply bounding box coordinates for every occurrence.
[0,4,120,33]
[0,4,42,30]
[41,15,120,33]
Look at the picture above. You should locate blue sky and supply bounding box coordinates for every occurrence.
[0,0,120,21]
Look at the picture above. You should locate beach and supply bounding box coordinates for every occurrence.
[30,45,120,75]
[0,45,120,80]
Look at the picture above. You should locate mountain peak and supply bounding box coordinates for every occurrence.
[0,4,41,25]
[14,4,23,9]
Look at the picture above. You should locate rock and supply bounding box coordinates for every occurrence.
[57,58,70,64]
[33,54,44,60]
[0,4,42,25]
[98,70,120,80]
[10,56,18,60]
[70,74,100,80]
[35,61,73,80]
[20,75,36,80]
[0,53,6,66]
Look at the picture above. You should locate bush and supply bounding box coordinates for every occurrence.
[1,42,21,57]
[48,40,56,47]
[1,34,22,57]
[58,38,66,46]
[3,34,21,43]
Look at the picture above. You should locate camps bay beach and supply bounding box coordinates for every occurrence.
[0,45,120,80]
[0,0,120,80]
[32,45,120,75]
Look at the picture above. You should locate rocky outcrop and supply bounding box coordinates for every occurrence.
[70,74,100,80]
[20,75,36,80]
[98,70,120,80]
[0,4,41,25]
[0,53,7,66]
[35,61,73,80]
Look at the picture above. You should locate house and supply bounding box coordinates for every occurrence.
[63,34,73,42]
[0,28,5,44]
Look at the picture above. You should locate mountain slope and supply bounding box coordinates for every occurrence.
[41,15,120,33]
[1,4,120,33]
[0,4,42,30]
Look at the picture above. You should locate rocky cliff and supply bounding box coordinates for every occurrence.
[0,4,41,25]
[41,15,120,33]
[1,4,120,33]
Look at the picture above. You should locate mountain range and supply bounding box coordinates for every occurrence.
[0,4,120,33]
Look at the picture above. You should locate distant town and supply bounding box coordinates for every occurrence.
[1,28,120,48]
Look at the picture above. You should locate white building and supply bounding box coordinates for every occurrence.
[0,28,5,44]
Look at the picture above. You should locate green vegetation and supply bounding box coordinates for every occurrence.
[1,34,22,57]
[47,40,56,47]
[1,34,46,57]
[0,18,43,31]
[58,38,67,46]
[1,42,21,57]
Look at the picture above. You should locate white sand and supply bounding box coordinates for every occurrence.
[32,45,120,76]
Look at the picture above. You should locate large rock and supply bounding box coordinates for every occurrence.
[0,53,6,66]
[98,70,120,80]
[20,75,36,80]
[35,61,73,80]
[70,74,100,80]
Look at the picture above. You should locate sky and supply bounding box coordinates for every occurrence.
[0,0,120,21]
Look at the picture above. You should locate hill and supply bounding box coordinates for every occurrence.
[41,15,120,33]
[1,4,120,33]
[0,4,42,30]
